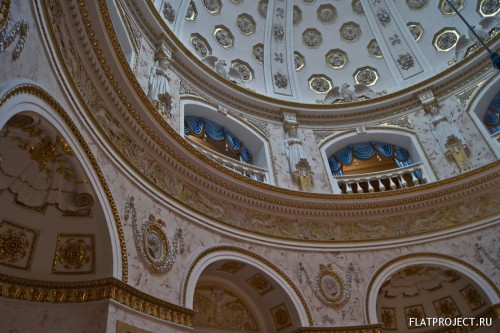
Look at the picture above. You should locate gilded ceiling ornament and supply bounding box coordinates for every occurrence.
[236,13,256,35]
[354,67,379,86]
[367,39,383,58]
[190,33,211,57]
[376,9,391,27]
[478,0,500,17]
[380,307,397,330]
[74,192,94,208]
[352,0,364,15]
[258,0,268,17]
[317,4,337,24]
[273,24,284,41]
[382,115,414,130]
[274,72,288,88]
[302,28,322,48]
[325,48,348,69]
[433,297,461,318]
[407,23,424,42]
[439,0,465,15]
[297,262,354,306]
[252,43,264,64]
[294,51,305,71]
[406,0,428,9]
[246,273,274,295]
[185,1,197,21]
[203,0,222,14]
[213,25,234,48]
[460,285,485,310]
[0,221,38,270]
[405,305,426,329]
[340,22,361,42]
[231,59,254,82]
[433,29,459,51]
[293,6,302,25]
[216,261,245,274]
[0,1,29,59]
[308,75,333,94]
[125,196,184,273]
[397,52,415,70]
[270,303,291,331]
[163,2,175,23]
[52,234,95,274]
[193,285,259,331]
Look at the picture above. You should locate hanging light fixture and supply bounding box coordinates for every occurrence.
[444,0,500,70]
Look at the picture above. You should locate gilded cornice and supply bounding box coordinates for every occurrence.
[181,245,314,326]
[0,84,128,282]
[365,253,500,324]
[0,273,194,327]
[40,0,500,243]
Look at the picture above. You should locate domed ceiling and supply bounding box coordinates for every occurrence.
[160,0,499,104]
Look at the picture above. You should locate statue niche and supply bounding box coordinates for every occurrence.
[148,44,172,117]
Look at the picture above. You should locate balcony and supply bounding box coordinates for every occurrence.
[335,163,426,194]
[186,136,270,183]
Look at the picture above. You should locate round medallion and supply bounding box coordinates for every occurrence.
[407,23,424,42]
[302,28,322,48]
[308,75,333,94]
[203,0,222,14]
[439,0,465,15]
[352,0,364,15]
[367,39,383,58]
[340,22,361,42]
[406,0,428,9]
[478,0,500,17]
[433,29,459,51]
[190,33,212,57]
[253,43,264,64]
[0,232,27,260]
[143,224,169,266]
[213,25,234,48]
[325,49,348,69]
[231,60,254,82]
[318,271,343,303]
[317,4,337,24]
[237,13,256,35]
[163,2,176,23]
[354,67,379,86]
[294,52,305,71]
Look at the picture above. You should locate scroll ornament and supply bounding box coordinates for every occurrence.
[125,196,184,273]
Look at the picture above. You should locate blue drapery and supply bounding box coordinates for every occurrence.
[184,116,253,162]
[489,92,500,110]
[328,142,421,179]
[485,110,500,134]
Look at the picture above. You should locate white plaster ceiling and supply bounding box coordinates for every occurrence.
[161,0,499,104]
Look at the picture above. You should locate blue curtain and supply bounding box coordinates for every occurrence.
[328,156,343,176]
[352,143,376,159]
[334,147,352,165]
[184,116,253,162]
[373,142,393,157]
[489,92,500,110]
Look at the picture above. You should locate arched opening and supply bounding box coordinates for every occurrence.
[374,264,497,332]
[0,112,114,281]
[322,130,435,194]
[191,259,303,333]
[181,101,274,184]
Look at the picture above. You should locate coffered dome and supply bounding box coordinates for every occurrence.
[164,0,499,104]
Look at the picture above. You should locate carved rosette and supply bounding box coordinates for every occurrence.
[236,13,256,35]
[352,0,364,15]
[163,2,175,23]
[477,0,500,17]
[252,43,264,64]
[213,25,234,48]
[308,75,333,94]
[354,67,379,86]
[269,1,292,95]
[203,0,222,14]
[339,22,361,42]
[433,28,459,51]
[406,0,428,9]
[317,4,337,24]
[439,0,465,15]
[190,33,212,57]
[325,48,348,69]
[0,220,38,270]
[125,196,184,273]
[302,28,322,47]
[231,59,254,82]
[52,234,95,274]
[407,22,424,42]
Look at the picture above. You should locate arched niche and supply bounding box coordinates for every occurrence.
[467,78,500,158]
[182,246,311,332]
[365,253,500,332]
[320,129,436,194]
[0,88,123,281]
[180,100,275,184]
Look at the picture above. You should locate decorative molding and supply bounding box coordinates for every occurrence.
[0,273,194,326]
[52,234,95,274]
[0,220,38,271]
[0,0,29,59]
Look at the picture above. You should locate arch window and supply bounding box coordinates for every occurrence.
[328,142,424,193]
[484,92,500,134]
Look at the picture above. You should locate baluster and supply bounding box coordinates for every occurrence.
[389,177,397,190]
[411,171,419,185]
[379,178,386,191]
[367,180,375,193]
[346,182,353,194]
[400,174,408,188]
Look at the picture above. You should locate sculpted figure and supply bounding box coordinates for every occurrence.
[148,47,172,115]
[283,115,313,191]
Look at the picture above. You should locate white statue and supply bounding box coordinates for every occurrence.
[148,47,172,114]
[453,17,499,62]
[202,55,245,86]
[284,116,313,191]
[426,103,464,154]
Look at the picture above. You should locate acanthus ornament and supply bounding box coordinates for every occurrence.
[273,24,284,41]
[297,262,357,306]
[376,9,391,27]
[125,196,184,273]
[397,53,415,70]
[274,72,288,89]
